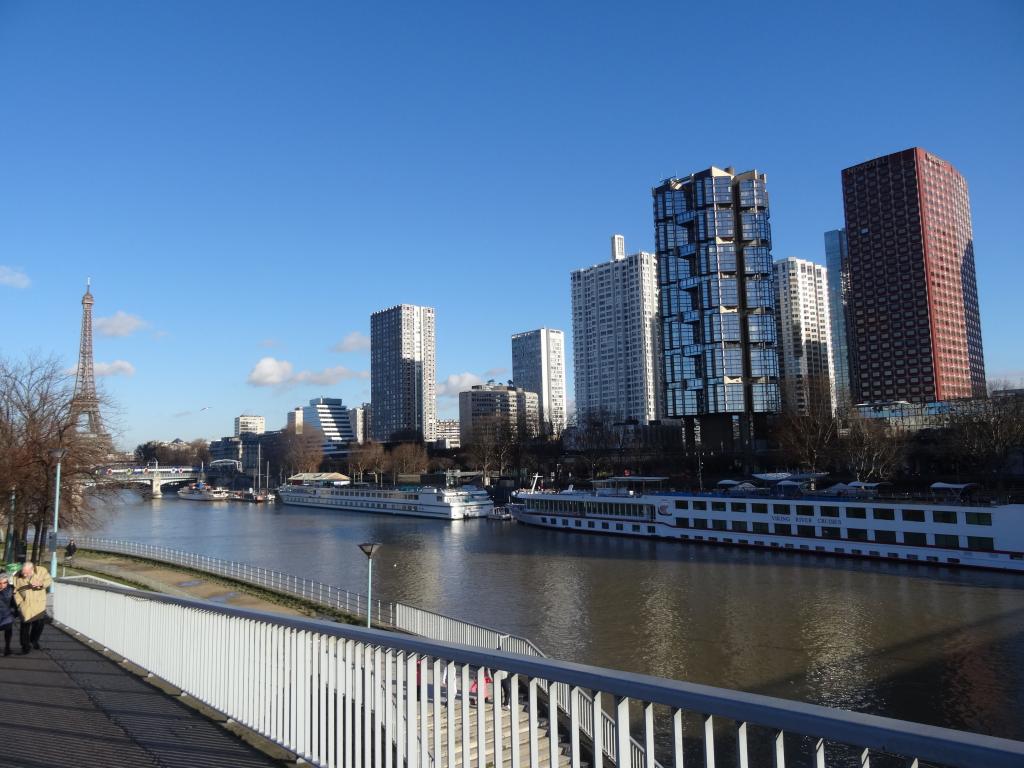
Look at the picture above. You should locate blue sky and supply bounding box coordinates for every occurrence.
[1,1,1022,449]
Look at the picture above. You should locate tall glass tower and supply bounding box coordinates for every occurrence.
[652,166,779,454]
[823,229,851,409]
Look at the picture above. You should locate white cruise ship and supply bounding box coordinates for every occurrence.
[278,477,493,520]
[514,477,1024,572]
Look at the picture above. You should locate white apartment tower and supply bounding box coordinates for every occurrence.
[570,235,663,423]
[511,328,567,436]
[234,415,265,436]
[773,257,836,414]
[370,304,437,442]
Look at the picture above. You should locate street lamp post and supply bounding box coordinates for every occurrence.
[358,542,382,628]
[50,448,68,590]
[4,486,14,564]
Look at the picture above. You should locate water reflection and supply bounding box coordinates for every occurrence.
[82,493,1024,739]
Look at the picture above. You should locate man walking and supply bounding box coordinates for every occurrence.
[14,562,51,654]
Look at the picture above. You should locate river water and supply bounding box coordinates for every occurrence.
[81,493,1024,740]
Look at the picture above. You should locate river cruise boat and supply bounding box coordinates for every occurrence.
[514,477,1024,572]
[277,474,493,520]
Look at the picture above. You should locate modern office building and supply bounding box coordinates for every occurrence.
[652,167,779,454]
[842,148,986,403]
[570,235,662,424]
[458,384,539,445]
[234,415,265,436]
[511,328,567,436]
[370,304,437,442]
[301,397,356,456]
[823,229,852,410]
[348,405,367,445]
[773,257,835,414]
[287,407,303,434]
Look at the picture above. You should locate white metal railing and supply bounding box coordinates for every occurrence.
[67,536,640,767]
[54,580,1024,768]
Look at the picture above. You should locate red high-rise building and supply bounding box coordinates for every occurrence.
[841,148,985,404]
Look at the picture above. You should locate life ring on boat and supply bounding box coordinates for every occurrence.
[657,503,670,516]
[105,468,114,476]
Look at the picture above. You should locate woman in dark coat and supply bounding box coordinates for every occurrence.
[0,572,16,656]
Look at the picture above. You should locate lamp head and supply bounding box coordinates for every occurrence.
[50,448,68,461]
[358,542,381,559]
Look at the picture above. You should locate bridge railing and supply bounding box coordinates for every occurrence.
[66,536,634,766]
[54,579,1024,768]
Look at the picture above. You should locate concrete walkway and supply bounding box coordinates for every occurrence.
[0,625,281,768]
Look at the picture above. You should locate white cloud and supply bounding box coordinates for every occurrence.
[484,366,509,379]
[247,356,368,389]
[332,331,371,353]
[95,310,147,337]
[0,266,30,289]
[94,360,136,377]
[436,372,484,398]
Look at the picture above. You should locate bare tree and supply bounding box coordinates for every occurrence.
[464,415,501,483]
[0,354,119,563]
[389,443,428,482]
[278,425,324,475]
[943,389,1024,488]
[774,377,839,472]
[838,412,905,482]
[571,408,616,480]
[347,441,385,483]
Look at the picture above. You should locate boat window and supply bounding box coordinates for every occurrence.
[730,502,746,512]
[821,526,841,539]
[797,525,816,537]
[751,503,768,514]
[847,528,868,541]
[796,505,813,515]
[932,510,958,524]
[675,517,690,528]
[731,520,748,532]
[904,532,927,546]
[773,504,790,515]
[712,501,726,511]
[874,530,897,543]
[901,509,925,522]
[712,520,727,531]
[935,533,960,548]
[693,519,708,530]
[845,507,866,519]
[773,523,791,535]
[872,508,895,521]
[675,500,689,510]
[752,522,769,534]
[692,501,707,510]
[966,512,992,526]
[967,536,994,551]
[820,506,839,517]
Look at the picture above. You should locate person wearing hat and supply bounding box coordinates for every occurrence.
[13,562,51,654]
[0,572,16,656]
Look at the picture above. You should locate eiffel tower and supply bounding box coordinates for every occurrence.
[72,279,107,438]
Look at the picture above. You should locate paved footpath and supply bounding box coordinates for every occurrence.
[0,625,281,768]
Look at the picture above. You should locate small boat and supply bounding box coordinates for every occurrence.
[177,483,231,501]
[488,506,515,521]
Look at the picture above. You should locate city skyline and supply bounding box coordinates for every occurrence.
[1,2,1022,448]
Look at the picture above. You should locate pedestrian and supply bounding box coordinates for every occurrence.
[65,539,78,565]
[497,639,511,709]
[0,573,16,656]
[13,561,52,654]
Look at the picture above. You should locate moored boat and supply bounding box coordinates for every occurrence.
[514,476,1024,572]
[177,483,231,501]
